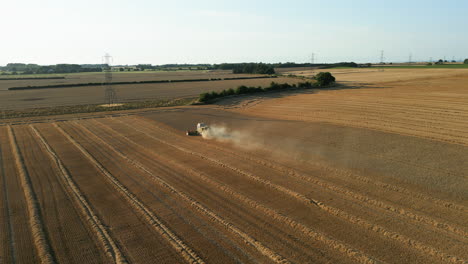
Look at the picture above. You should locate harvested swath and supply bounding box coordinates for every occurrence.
[29,125,127,264]
[0,131,16,264]
[52,123,205,264]
[67,121,291,264]
[88,120,382,264]
[0,126,37,263]
[117,117,466,264]
[7,125,56,264]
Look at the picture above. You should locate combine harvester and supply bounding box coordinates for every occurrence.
[186,123,209,136]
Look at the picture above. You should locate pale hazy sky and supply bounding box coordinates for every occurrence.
[1,0,467,65]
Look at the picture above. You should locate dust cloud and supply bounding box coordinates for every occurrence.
[201,124,263,150]
[200,123,311,162]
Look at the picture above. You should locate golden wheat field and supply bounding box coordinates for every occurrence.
[0,68,467,264]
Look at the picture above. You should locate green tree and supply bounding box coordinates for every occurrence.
[315,72,336,86]
[464,59,468,64]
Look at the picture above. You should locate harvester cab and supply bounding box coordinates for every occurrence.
[186,123,209,136]
[197,123,209,133]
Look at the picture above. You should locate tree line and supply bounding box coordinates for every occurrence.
[1,63,104,74]
[1,61,361,75]
[199,72,335,103]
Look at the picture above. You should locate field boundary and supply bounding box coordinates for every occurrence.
[0,77,65,80]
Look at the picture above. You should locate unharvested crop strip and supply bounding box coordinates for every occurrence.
[71,121,290,264]
[258,106,468,139]
[272,100,468,126]
[291,98,468,119]
[267,103,468,134]
[257,110,468,146]
[119,118,466,264]
[30,125,127,264]
[52,123,205,264]
[91,121,381,264]
[7,126,56,264]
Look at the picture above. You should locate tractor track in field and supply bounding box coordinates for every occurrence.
[111,116,467,264]
[139,118,467,239]
[52,123,205,264]
[30,125,128,264]
[7,125,56,264]
[84,119,381,264]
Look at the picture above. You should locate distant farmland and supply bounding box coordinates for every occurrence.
[0,71,299,110]
[0,70,266,91]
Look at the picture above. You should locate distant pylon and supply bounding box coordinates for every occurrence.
[380,50,384,64]
[311,53,315,65]
[102,53,116,105]
[409,53,412,64]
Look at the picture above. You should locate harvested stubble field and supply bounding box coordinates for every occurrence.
[0,68,467,263]
[280,67,468,84]
[0,76,298,111]
[0,70,262,91]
